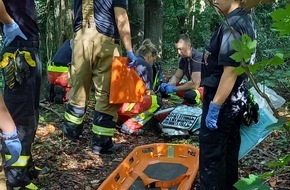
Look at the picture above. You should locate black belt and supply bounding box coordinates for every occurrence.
[9,40,39,48]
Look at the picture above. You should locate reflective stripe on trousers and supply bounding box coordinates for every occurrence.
[64,111,84,125]
[131,95,159,126]
[92,124,116,136]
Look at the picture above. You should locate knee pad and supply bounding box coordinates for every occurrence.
[184,90,198,105]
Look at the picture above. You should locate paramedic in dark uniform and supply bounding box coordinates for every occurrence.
[62,0,137,154]
[199,0,256,189]
[51,40,72,66]
[160,34,203,105]
[0,0,43,189]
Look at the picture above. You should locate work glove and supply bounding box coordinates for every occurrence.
[164,84,177,94]
[127,51,137,68]
[3,20,27,47]
[205,101,221,130]
[160,83,169,93]
[2,129,22,166]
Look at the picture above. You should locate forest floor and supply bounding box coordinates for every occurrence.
[32,67,290,190]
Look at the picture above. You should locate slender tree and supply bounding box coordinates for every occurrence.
[144,0,163,57]
[128,0,144,51]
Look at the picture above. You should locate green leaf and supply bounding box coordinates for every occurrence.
[267,155,290,168]
[259,170,275,179]
[270,56,284,66]
[234,174,270,190]
[234,66,245,75]
[230,52,243,62]
[248,63,262,73]
[231,34,257,63]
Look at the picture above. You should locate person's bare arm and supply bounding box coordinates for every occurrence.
[191,71,201,89]
[168,68,183,86]
[0,0,13,24]
[213,66,237,106]
[114,7,133,52]
[175,80,194,91]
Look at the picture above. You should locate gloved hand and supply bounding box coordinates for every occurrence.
[205,101,221,130]
[127,51,137,68]
[3,20,27,47]
[2,129,22,166]
[160,83,169,93]
[164,85,177,94]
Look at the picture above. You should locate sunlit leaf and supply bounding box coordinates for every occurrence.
[230,52,243,62]
[234,66,245,75]
[270,4,290,36]
[231,34,257,63]
[234,174,270,190]
[259,171,275,179]
[267,155,290,168]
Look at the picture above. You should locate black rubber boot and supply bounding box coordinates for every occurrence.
[54,85,66,104]
[91,135,122,155]
[62,122,83,140]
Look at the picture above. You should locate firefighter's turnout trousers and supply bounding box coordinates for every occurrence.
[62,20,121,147]
[0,41,41,189]
[118,95,161,133]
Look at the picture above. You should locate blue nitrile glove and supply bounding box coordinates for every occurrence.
[160,83,169,93]
[127,51,137,68]
[205,101,221,130]
[164,85,177,94]
[2,129,22,166]
[3,20,27,47]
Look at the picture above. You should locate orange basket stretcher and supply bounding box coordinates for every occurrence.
[98,143,199,190]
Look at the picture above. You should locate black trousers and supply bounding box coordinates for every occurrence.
[199,87,243,190]
[1,44,42,187]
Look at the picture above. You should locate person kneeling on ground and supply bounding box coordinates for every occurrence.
[160,34,203,106]
[46,39,72,104]
[118,39,163,135]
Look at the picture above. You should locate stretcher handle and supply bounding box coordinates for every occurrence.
[132,170,190,189]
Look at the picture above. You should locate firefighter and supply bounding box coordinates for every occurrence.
[118,39,162,135]
[160,34,203,106]
[62,0,136,154]
[47,39,72,104]
[199,0,257,189]
[0,0,45,189]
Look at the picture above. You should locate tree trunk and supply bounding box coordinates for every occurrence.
[144,0,163,57]
[128,0,144,51]
[44,0,73,62]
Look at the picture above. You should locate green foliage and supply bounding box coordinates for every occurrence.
[162,1,217,59]
[234,174,270,190]
[253,0,290,62]
[255,2,290,91]
[270,4,290,37]
[255,63,290,89]
[259,154,290,179]
[267,155,290,168]
[230,34,257,63]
